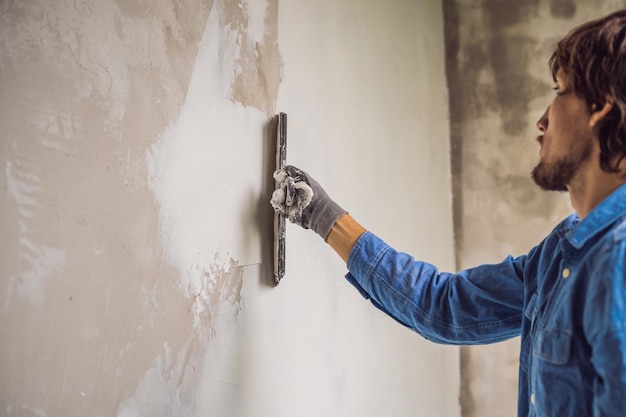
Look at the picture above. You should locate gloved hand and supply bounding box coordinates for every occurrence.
[270,165,347,241]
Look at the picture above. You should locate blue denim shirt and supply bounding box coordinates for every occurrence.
[346,183,626,417]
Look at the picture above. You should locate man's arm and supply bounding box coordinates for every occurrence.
[271,165,525,344]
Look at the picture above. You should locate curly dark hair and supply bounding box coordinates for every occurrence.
[549,9,626,173]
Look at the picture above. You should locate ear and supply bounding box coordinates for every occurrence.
[589,99,614,128]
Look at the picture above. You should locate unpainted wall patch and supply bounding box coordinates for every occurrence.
[223,0,283,115]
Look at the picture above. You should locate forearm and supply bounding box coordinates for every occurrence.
[346,232,525,344]
[326,214,366,263]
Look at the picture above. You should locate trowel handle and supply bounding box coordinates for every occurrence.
[274,113,287,283]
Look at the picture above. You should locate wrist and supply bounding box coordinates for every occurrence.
[326,214,366,263]
[310,198,346,240]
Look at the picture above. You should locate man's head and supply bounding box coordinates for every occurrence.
[548,9,626,174]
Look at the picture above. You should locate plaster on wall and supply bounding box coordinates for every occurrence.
[125,0,280,414]
[0,0,216,414]
[146,0,280,297]
[1,0,459,416]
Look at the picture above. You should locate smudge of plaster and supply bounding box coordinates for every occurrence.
[116,340,196,417]
[6,159,40,227]
[192,257,244,331]
[4,276,16,311]
[146,0,276,295]
[5,159,66,307]
[16,240,65,307]
[21,405,48,417]
[140,283,158,326]
[116,257,244,417]
[133,0,273,413]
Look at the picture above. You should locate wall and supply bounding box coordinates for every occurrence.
[0,1,459,416]
[442,1,626,416]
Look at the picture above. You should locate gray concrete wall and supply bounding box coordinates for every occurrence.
[0,1,459,416]
[442,1,626,416]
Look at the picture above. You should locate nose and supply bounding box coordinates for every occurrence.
[536,106,549,132]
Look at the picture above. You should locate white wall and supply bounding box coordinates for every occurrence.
[0,0,459,416]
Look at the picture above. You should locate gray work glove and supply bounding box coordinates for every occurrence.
[271,165,347,241]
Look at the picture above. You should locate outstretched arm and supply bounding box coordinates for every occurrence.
[270,165,525,344]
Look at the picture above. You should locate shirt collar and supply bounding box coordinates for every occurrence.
[567,182,626,249]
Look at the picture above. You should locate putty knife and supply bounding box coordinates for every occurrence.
[274,112,287,284]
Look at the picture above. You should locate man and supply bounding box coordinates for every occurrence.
[270,10,626,417]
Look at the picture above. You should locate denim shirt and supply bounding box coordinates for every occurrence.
[345,183,626,417]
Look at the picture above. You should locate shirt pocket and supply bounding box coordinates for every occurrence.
[533,327,572,365]
[524,293,538,321]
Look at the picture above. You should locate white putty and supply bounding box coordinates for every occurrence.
[6,160,39,217]
[5,159,66,307]
[117,257,243,417]
[191,255,243,331]
[4,276,15,311]
[16,238,66,307]
[116,340,196,417]
[0,0,463,415]
[146,2,266,298]
[21,405,47,417]
[126,2,264,415]
[140,284,158,326]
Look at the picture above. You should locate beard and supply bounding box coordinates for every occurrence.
[531,141,592,191]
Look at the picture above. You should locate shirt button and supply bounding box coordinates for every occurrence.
[531,393,536,405]
[562,268,571,279]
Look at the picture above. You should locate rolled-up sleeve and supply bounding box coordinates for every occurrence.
[346,231,525,345]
